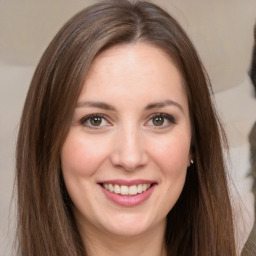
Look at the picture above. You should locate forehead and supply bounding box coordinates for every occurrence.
[92,43,182,75]
[79,43,188,109]
[86,43,185,85]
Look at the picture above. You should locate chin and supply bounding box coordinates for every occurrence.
[100,212,163,238]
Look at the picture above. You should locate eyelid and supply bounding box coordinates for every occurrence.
[145,112,176,128]
[80,113,112,129]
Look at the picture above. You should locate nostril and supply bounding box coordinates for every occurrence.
[109,133,148,171]
[109,151,148,171]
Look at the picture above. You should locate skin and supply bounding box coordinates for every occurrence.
[61,43,192,256]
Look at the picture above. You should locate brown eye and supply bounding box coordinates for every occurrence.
[152,116,164,126]
[145,113,176,129]
[81,114,110,129]
[89,116,102,126]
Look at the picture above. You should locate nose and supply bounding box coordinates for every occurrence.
[109,126,148,171]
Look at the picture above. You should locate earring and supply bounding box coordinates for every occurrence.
[190,159,194,164]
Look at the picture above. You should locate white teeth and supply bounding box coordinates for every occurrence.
[103,183,152,195]
[137,184,143,193]
[121,185,129,195]
[129,185,137,195]
[114,184,120,194]
[109,184,114,192]
[142,184,147,191]
[103,184,109,190]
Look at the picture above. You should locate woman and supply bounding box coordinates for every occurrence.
[16,0,237,255]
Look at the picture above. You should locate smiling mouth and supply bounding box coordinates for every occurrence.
[101,183,153,196]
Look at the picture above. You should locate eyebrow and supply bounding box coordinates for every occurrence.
[76,101,116,111]
[145,100,184,113]
[76,99,184,113]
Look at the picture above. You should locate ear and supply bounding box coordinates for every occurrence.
[187,151,195,167]
[188,134,195,167]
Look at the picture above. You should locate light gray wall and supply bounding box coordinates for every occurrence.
[0,0,255,91]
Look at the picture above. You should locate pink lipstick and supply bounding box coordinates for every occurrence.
[98,179,156,207]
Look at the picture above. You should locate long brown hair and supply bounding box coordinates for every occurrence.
[16,0,236,255]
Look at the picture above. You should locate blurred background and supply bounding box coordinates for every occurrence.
[1,0,256,255]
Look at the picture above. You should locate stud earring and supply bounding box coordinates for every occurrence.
[190,159,194,164]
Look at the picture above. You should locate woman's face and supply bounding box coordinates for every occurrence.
[61,43,192,238]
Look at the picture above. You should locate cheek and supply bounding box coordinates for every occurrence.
[61,131,110,177]
[144,134,190,217]
[148,133,191,175]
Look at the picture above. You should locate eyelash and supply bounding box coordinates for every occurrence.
[80,114,111,129]
[80,113,176,129]
[146,113,176,128]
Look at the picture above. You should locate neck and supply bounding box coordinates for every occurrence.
[78,219,167,256]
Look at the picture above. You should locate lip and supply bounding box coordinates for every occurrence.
[98,179,157,207]
[98,179,156,186]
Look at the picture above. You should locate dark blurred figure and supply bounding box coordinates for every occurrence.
[242,24,256,256]
[250,25,256,96]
